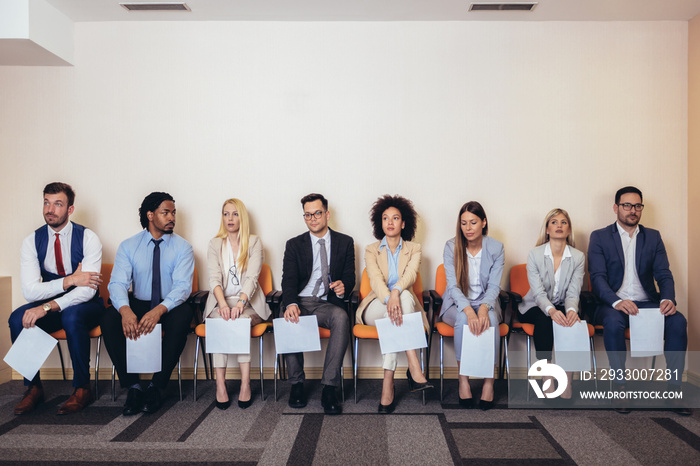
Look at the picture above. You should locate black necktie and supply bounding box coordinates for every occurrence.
[151,239,163,310]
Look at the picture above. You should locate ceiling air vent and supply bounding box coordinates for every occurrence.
[469,3,537,11]
[120,2,190,11]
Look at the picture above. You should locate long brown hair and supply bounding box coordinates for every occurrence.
[454,201,488,295]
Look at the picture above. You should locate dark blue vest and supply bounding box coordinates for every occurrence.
[34,222,99,301]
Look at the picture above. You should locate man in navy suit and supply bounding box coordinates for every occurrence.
[281,193,355,414]
[588,186,687,414]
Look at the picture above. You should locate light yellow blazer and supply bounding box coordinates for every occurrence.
[203,234,271,321]
[355,240,427,327]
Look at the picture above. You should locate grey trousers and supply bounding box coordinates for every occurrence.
[284,297,349,387]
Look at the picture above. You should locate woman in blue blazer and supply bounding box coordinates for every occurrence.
[441,201,504,410]
[518,208,585,398]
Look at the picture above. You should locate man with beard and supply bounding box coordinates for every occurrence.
[102,192,194,415]
[588,186,688,414]
[10,182,104,415]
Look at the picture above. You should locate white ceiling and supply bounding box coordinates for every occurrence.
[44,0,700,22]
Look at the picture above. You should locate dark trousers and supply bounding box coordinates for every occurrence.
[101,298,193,390]
[8,296,104,387]
[285,297,349,387]
[519,305,564,361]
[594,301,687,386]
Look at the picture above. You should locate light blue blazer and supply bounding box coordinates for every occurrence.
[519,243,585,316]
[441,235,505,321]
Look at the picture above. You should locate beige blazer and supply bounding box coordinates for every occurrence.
[355,240,427,327]
[203,234,271,321]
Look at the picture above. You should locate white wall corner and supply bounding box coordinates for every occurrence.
[27,0,74,64]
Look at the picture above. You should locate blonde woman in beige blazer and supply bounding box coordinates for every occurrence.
[356,195,432,414]
[204,199,270,410]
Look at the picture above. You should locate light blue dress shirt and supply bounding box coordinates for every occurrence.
[380,236,403,304]
[108,230,194,312]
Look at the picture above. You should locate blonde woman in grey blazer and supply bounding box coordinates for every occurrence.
[204,199,271,410]
[518,208,584,398]
[441,201,504,410]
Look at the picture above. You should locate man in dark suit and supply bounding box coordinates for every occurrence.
[281,193,355,414]
[588,186,687,414]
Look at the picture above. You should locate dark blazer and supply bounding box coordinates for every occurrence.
[588,222,675,307]
[281,228,356,311]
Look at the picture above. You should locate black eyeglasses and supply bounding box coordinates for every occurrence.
[229,265,239,286]
[618,203,644,212]
[303,210,325,220]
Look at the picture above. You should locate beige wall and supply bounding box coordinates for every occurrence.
[0,21,690,373]
[689,14,700,376]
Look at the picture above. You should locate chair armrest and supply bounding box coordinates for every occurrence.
[429,290,443,308]
[188,290,209,325]
[579,291,598,322]
[349,290,360,310]
[421,290,431,313]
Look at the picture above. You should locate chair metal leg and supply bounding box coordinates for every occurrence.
[193,336,200,401]
[505,336,511,397]
[526,335,531,402]
[590,337,598,390]
[421,348,426,406]
[95,336,101,400]
[274,353,278,402]
[340,366,345,402]
[439,335,444,402]
[56,342,67,381]
[353,337,359,403]
[651,355,656,370]
[178,358,182,401]
[259,335,265,401]
[111,364,116,402]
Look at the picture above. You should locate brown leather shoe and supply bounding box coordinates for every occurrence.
[57,387,93,415]
[14,386,44,415]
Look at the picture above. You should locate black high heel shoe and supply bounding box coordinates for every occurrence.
[406,369,433,392]
[216,399,231,410]
[238,398,253,409]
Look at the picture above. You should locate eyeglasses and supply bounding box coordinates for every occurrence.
[618,203,644,212]
[303,210,325,220]
[229,265,239,286]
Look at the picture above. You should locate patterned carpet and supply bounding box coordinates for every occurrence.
[0,379,698,465]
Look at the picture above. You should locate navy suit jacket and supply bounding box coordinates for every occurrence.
[587,222,675,307]
[281,228,355,312]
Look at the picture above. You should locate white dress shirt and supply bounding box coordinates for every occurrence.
[299,230,331,299]
[543,242,574,313]
[466,248,483,301]
[613,222,650,308]
[20,221,102,311]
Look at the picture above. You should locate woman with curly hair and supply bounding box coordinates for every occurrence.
[203,198,270,410]
[441,201,504,410]
[356,195,433,413]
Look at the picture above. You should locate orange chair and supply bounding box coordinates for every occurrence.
[192,264,280,401]
[350,269,430,404]
[51,263,112,400]
[507,264,598,398]
[428,264,511,402]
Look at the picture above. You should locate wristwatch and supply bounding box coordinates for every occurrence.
[238,299,248,306]
[42,303,52,312]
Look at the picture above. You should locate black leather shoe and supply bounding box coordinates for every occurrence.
[459,397,474,409]
[479,399,495,411]
[673,407,692,416]
[288,383,307,409]
[122,388,145,416]
[142,386,162,414]
[321,385,342,415]
[377,400,395,414]
[406,369,433,392]
[613,385,630,414]
[216,400,231,410]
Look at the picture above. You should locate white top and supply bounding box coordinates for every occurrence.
[222,238,242,298]
[299,230,331,300]
[20,222,102,311]
[613,222,649,307]
[543,242,573,311]
[466,248,483,301]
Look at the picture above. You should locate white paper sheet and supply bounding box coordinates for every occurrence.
[273,315,322,354]
[205,318,251,354]
[3,327,57,381]
[127,324,162,373]
[629,308,664,357]
[459,326,495,378]
[375,312,427,355]
[553,320,592,371]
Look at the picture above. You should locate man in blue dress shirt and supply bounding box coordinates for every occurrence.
[102,192,194,415]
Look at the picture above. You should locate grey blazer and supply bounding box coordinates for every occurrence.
[441,235,505,320]
[203,234,271,321]
[519,243,585,315]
